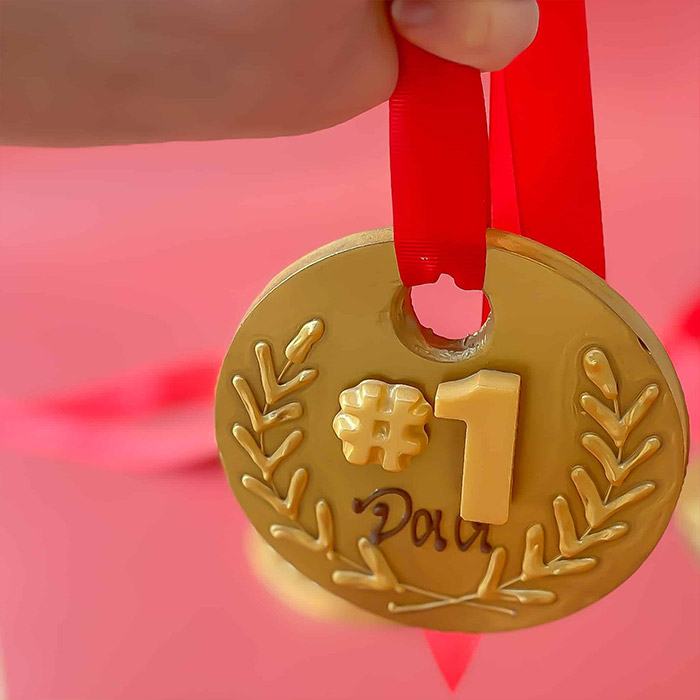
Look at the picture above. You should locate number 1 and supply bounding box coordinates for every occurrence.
[435,370,521,526]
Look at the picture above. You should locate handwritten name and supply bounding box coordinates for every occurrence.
[351,487,492,554]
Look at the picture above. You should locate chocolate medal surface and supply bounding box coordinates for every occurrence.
[215,229,688,632]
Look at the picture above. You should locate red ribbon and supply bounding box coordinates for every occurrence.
[492,0,605,277]
[390,38,490,291]
[391,0,606,287]
[391,1,605,692]
[0,361,219,471]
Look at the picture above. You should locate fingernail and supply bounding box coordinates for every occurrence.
[392,0,435,26]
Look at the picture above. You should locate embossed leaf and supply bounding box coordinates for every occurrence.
[255,341,317,405]
[583,348,618,400]
[500,588,557,605]
[521,524,596,581]
[232,375,302,433]
[241,468,308,520]
[478,547,556,605]
[332,537,401,592]
[476,547,509,601]
[582,432,661,486]
[580,384,659,449]
[571,466,655,528]
[553,495,628,557]
[233,425,303,481]
[271,499,334,557]
[580,394,625,446]
[285,318,325,364]
[621,384,659,435]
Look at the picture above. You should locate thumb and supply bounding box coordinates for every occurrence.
[391,0,539,72]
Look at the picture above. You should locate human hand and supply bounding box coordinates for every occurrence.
[0,0,538,146]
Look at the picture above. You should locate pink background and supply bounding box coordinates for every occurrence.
[1,1,699,698]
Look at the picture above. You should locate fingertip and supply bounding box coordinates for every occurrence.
[391,0,435,26]
[391,0,540,72]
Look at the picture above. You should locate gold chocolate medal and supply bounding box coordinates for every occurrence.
[215,229,688,632]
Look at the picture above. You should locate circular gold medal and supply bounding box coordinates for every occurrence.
[215,229,689,632]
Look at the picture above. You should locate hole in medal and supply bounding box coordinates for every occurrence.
[411,275,489,339]
[391,275,492,363]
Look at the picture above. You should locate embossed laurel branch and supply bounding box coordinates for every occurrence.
[233,319,324,518]
[384,346,661,616]
[234,334,661,619]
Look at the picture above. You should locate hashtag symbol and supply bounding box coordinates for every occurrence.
[333,379,432,472]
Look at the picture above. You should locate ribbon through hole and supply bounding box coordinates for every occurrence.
[411,275,490,340]
[390,276,492,363]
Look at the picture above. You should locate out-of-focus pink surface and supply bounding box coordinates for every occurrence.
[1,1,699,698]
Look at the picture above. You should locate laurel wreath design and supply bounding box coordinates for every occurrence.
[232,319,324,518]
[233,324,661,619]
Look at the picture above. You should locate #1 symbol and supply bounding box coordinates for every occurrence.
[334,370,521,526]
[332,379,432,473]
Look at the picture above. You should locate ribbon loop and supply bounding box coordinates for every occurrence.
[492,0,605,277]
[390,38,491,291]
[391,0,605,286]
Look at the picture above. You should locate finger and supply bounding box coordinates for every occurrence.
[0,0,397,146]
[391,0,539,71]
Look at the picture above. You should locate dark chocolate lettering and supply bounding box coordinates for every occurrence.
[454,518,493,553]
[411,509,448,551]
[352,488,412,545]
